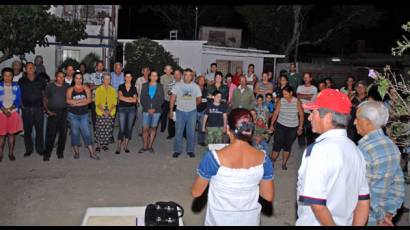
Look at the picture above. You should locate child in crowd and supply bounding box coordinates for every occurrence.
[251,111,270,155]
[202,90,228,144]
[265,93,275,115]
[255,94,270,122]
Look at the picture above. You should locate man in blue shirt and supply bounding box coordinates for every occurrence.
[111,62,124,91]
[355,101,405,226]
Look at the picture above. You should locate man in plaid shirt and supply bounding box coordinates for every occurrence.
[355,101,405,226]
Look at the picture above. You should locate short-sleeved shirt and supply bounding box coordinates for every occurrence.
[18,75,47,107]
[110,72,125,90]
[45,82,70,110]
[205,72,215,83]
[171,81,202,112]
[288,72,302,90]
[160,74,174,101]
[118,84,137,107]
[296,85,318,114]
[86,72,104,86]
[197,87,208,113]
[205,103,227,127]
[296,129,369,226]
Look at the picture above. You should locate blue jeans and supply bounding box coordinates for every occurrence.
[118,106,136,140]
[197,111,206,144]
[142,112,161,128]
[68,112,93,146]
[174,109,197,154]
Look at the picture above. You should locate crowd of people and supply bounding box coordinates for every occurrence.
[0,58,407,226]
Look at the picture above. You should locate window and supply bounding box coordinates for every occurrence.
[63,49,80,62]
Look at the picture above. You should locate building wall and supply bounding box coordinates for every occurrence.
[201,54,263,77]
[154,40,204,74]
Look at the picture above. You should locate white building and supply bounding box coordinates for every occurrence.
[118,39,285,77]
[0,5,119,76]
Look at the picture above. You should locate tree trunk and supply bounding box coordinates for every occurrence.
[282,5,301,62]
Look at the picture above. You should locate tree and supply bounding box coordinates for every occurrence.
[124,37,180,77]
[0,5,87,64]
[237,5,383,61]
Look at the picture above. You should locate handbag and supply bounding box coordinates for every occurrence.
[144,201,184,226]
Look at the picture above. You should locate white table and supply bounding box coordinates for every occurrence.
[81,206,184,226]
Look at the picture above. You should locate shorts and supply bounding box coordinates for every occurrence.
[272,122,298,153]
[207,127,223,144]
[142,112,161,128]
[0,111,23,135]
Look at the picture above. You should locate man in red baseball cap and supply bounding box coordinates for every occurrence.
[296,89,370,226]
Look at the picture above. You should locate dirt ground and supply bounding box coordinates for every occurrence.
[0,128,408,226]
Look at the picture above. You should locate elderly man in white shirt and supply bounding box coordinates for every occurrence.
[296,89,370,226]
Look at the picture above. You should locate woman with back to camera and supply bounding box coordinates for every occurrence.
[191,108,275,226]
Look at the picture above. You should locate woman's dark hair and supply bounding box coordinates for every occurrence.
[225,73,233,79]
[356,80,367,88]
[265,93,273,98]
[279,75,288,82]
[248,64,254,68]
[256,94,264,100]
[344,75,356,89]
[215,71,223,79]
[2,67,13,76]
[71,72,83,87]
[228,108,254,142]
[148,70,159,82]
[282,85,294,94]
[212,90,222,96]
[124,71,133,78]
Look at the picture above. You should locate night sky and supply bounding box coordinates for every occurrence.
[118,5,410,55]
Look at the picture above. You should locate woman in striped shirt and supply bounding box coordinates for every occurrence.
[268,86,304,170]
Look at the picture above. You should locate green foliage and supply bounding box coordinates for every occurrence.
[392,21,410,56]
[0,5,87,63]
[124,37,180,77]
[59,58,80,71]
[81,53,100,73]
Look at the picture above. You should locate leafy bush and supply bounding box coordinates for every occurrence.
[81,52,100,73]
[58,58,79,71]
[124,37,180,77]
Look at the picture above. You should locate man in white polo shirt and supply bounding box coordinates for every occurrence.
[296,89,370,226]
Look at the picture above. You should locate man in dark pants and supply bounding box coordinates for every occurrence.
[43,71,69,161]
[296,73,318,146]
[159,65,174,137]
[18,62,47,156]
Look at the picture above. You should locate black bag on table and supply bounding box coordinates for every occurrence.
[144,201,184,226]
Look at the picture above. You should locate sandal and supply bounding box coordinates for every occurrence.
[90,154,100,160]
[124,149,130,153]
[8,155,16,161]
[115,150,120,155]
[138,148,146,154]
[74,153,80,159]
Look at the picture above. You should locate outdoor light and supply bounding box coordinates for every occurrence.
[331,58,341,62]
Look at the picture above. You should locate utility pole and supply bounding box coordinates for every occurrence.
[194,6,198,40]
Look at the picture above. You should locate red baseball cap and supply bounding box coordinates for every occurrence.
[302,89,352,114]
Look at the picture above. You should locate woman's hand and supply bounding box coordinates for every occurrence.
[297,127,303,136]
[268,125,275,133]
